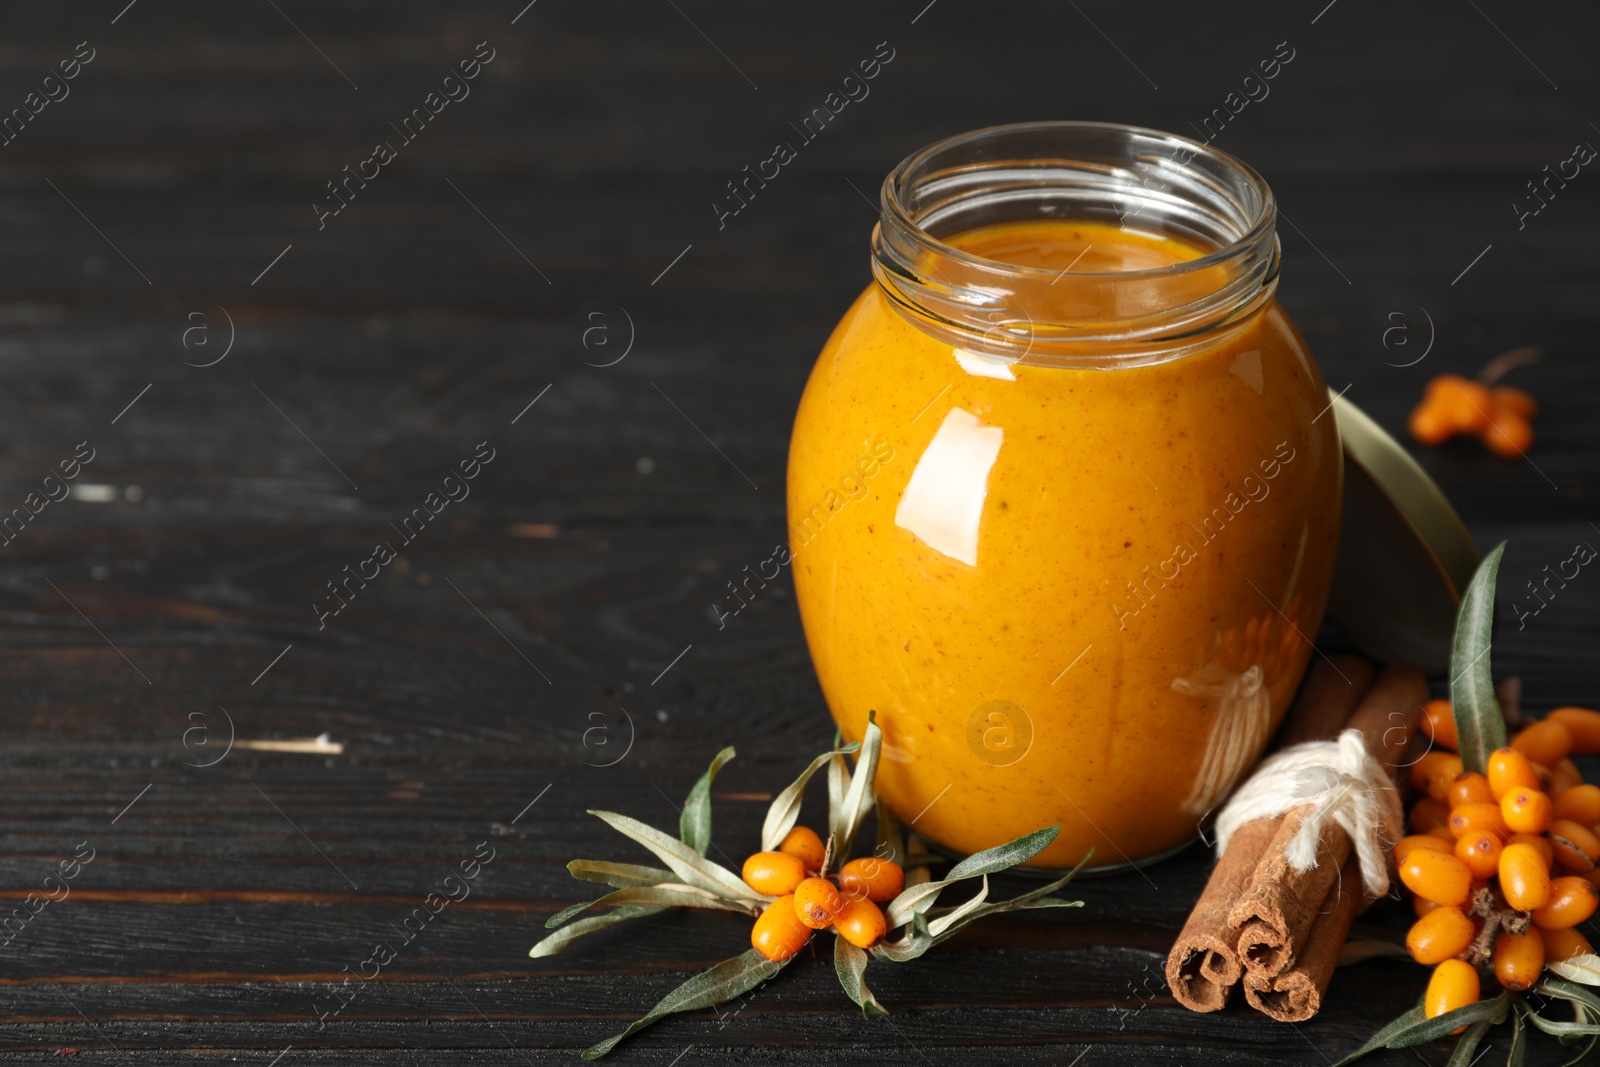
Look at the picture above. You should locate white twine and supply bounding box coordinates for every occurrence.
[1213,729,1404,899]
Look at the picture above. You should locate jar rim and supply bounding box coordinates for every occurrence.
[880,119,1277,280]
[871,120,1282,365]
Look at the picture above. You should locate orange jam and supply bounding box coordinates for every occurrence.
[787,217,1341,869]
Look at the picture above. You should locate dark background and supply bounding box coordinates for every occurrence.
[0,0,1595,1062]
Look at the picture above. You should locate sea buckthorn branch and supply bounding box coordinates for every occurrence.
[1341,541,1600,1066]
[530,713,1087,1057]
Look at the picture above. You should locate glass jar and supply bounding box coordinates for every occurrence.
[787,122,1342,870]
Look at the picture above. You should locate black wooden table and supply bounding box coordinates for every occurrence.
[0,0,1596,1062]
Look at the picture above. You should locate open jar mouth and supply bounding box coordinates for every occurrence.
[871,121,1281,367]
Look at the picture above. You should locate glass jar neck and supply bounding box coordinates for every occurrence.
[871,121,1280,369]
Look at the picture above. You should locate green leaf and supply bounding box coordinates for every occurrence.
[923,857,1087,944]
[587,810,764,902]
[835,716,883,859]
[1523,1012,1600,1042]
[1335,993,1512,1066]
[580,950,787,1059]
[1447,1019,1495,1067]
[926,875,989,938]
[1332,1005,1424,1067]
[1508,1004,1526,1067]
[885,826,1062,928]
[834,936,888,1018]
[567,860,678,890]
[1450,541,1508,775]
[827,748,850,856]
[870,912,934,963]
[759,744,857,852]
[545,885,753,929]
[1551,956,1600,986]
[529,905,666,958]
[947,826,1060,879]
[1539,978,1600,1015]
[681,746,736,856]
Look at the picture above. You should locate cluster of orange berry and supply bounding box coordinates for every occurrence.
[1399,702,1600,1023]
[741,825,906,961]
[1408,375,1537,458]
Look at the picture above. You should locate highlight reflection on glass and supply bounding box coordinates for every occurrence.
[894,407,1003,568]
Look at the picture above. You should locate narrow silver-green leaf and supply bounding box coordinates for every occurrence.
[925,856,1087,943]
[760,745,856,852]
[1384,992,1511,1050]
[836,717,882,858]
[530,905,666,958]
[1523,1012,1600,1041]
[875,798,906,866]
[1539,978,1600,1015]
[870,912,934,963]
[546,884,751,929]
[1507,1004,1525,1067]
[681,745,736,856]
[567,859,678,890]
[834,936,888,1018]
[588,810,763,902]
[1332,1005,1425,1067]
[926,875,989,938]
[827,748,850,855]
[580,950,788,1059]
[947,826,1060,880]
[1450,541,1508,775]
[1447,1019,1495,1067]
[1551,955,1600,987]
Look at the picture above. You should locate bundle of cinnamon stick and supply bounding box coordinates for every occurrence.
[1165,654,1427,1021]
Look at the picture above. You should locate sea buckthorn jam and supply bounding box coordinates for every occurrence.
[787,122,1342,868]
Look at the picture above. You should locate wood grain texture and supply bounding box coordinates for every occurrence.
[0,0,1595,1061]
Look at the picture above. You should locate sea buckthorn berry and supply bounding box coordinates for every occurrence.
[1555,784,1600,825]
[1428,825,1459,842]
[837,857,905,904]
[1455,832,1503,880]
[1410,797,1453,834]
[1488,747,1542,800]
[1548,820,1600,870]
[1533,877,1600,930]
[1501,789,1554,835]
[1446,773,1494,809]
[1397,834,1456,864]
[1544,926,1594,962]
[833,896,888,949]
[1449,802,1511,841]
[1484,412,1534,458]
[1511,833,1555,865]
[1499,842,1554,912]
[792,876,846,930]
[1400,849,1473,907]
[1425,959,1481,1030]
[777,826,826,871]
[1406,905,1476,965]
[1512,720,1575,768]
[1549,758,1584,797]
[1422,699,1459,750]
[1413,752,1466,801]
[1549,708,1600,755]
[1494,926,1546,990]
[742,851,807,896]
[1408,402,1454,447]
[1492,385,1539,420]
[1413,895,1441,919]
[750,895,811,961]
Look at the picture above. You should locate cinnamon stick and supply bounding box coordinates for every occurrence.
[1165,653,1375,1012]
[1230,665,1426,981]
[1242,853,1362,1021]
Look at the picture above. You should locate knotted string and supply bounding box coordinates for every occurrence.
[1213,729,1404,899]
